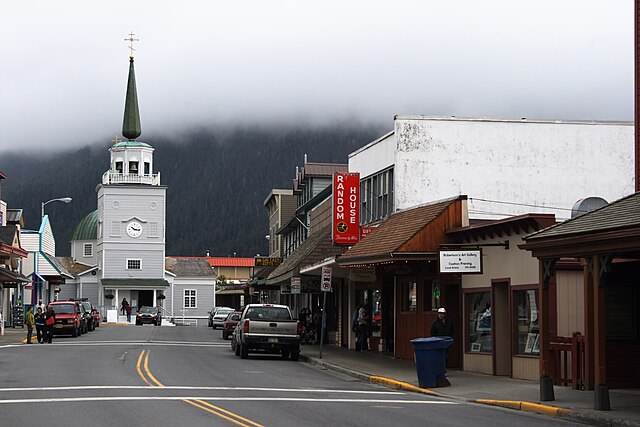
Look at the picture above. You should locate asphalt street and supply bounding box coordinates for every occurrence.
[0,326,583,427]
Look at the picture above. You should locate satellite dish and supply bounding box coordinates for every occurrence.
[571,197,608,219]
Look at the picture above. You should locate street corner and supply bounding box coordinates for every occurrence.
[476,399,570,417]
[369,376,437,395]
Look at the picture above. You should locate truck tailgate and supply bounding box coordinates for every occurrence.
[248,320,298,335]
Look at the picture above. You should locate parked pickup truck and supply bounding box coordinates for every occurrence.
[233,304,302,361]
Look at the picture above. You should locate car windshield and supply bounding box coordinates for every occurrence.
[81,302,91,311]
[217,309,233,315]
[52,304,75,314]
[139,307,156,313]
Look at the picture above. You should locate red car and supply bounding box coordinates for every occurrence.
[222,311,242,340]
[48,301,83,337]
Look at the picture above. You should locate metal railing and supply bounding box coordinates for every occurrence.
[102,171,161,186]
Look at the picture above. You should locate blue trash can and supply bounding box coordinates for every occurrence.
[411,336,453,388]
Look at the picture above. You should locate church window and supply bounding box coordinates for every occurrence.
[115,161,123,173]
[144,162,150,175]
[83,243,93,257]
[184,289,197,308]
[127,259,141,270]
[129,161,139,174]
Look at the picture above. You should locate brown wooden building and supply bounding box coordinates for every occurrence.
[523,192,640,410]
[338,196,466,363]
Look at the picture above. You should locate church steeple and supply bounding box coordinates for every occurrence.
[122,55,141,140]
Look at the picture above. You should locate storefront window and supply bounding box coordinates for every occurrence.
[401,280,417,311]
[466,291,492,353]
[514,289,539,355]
[423,279,441,311]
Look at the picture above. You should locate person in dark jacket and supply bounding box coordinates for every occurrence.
[431,307,453,337]
[34,307,46,343]
[431,307,453,370]
[44,306,56,343]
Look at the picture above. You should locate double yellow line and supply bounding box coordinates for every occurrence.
[136,350,264,427]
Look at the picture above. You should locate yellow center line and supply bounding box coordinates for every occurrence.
[136,349,264,427]
[136,350,153,387]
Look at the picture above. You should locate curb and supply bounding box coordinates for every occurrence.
[300,355,640,427]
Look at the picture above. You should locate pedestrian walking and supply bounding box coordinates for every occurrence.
[121,298,129,316]
[352,304,361,351]
[25,307,35,344]
[37,300,46,312]
[44,306,56,343]
[125,304,132,322]
[34,307,45,343]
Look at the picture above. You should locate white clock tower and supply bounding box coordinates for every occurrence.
[96,49,168,310]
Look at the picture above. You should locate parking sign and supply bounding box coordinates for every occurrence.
[321,267,332,292]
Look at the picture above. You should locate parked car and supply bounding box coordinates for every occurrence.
[211,307,235,329]
[78,301,96,331]
[222,311,242,340]
[136,306,162,326]
[233,304,302,360]
[74,299,100,330]
[48,301,83,337]
[208,306,233,327]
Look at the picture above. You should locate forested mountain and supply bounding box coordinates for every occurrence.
[1,124,383,257]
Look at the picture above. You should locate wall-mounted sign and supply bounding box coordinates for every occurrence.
[332,172,360,245]
[439,250,483,274]
[348,268,376,283]
[321,267,332,292]
[254,257,283,267]
[291,277,301,294]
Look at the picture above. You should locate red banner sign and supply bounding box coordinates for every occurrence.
[332,172,360,245]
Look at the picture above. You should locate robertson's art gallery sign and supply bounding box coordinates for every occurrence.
[332,172,360,245]
[439,250,483,274]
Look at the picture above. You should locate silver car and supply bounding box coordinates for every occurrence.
[211,307,235,329]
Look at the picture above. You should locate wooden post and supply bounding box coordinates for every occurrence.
[539,259,555,401]
[584,258,595,390]
[592,256,610,410]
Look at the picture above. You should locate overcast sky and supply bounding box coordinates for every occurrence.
[0,0,633,151]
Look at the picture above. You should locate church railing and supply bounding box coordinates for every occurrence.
[102,171,161,185]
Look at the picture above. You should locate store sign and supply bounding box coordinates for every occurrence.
[321,267,332,292]
[254,257,283,267]
[439,250,482,274]
[348,268,376,283]
[332,172,360,245]
[291,277,301,294]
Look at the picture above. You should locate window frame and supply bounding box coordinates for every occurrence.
[184,289,197,308]
[126,259,142,270]
[83,243,93,257]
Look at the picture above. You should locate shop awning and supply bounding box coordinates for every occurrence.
[338,196,466,267]
[0,268,30,284]
[266,226,346,285]
[101,278,170,289]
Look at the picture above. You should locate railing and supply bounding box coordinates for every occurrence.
[102,171,161,186]
[549,332,585,390]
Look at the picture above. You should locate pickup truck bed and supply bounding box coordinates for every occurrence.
[234,304,301,360]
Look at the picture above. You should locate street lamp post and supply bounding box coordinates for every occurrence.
[41,197,72,218]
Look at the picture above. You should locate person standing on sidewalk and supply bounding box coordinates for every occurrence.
[431,307,453,369]
[25,307,35,344]
[125,304,132,323]
[357,304,370,351]
[44,306,55,343]
[34,307,46,343]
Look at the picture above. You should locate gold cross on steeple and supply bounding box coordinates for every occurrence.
[112,134,122,144]
[124,31,139,57]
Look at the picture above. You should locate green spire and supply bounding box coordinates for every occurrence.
[122,56,141,140]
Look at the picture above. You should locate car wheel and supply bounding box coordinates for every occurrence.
[240,344,249,359]
[71,327,78,337]
[235,341,241,356]
[290,351,300,361]
[222,331,227,340]
[281,350,290,360]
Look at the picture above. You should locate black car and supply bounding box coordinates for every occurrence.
[79,301,96,331]
[136,306,162,326]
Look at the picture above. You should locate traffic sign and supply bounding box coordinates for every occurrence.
[291,277,301,294]
[321,266,332,292]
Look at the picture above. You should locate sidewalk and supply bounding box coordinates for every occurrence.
[301,344,640,427]
[0,327,28,344]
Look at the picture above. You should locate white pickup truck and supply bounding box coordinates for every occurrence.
[233,304,302,360]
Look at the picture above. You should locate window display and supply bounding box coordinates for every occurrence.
[514,289,539,355]
[466,291,491,353]
[401,280,417,312]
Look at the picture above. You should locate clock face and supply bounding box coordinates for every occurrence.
[126,221,142,238]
